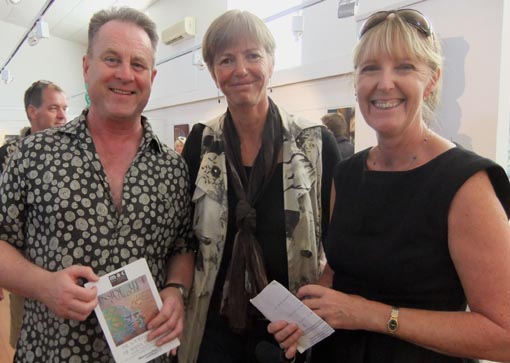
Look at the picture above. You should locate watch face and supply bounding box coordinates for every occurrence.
[388,319,398,331]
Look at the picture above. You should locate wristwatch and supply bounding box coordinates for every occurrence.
[386,306,400,334]
[163,282,188,301]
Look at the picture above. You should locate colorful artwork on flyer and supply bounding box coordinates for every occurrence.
[98,275,159,346]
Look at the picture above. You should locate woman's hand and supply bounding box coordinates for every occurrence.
[267,320,302,360]
[297,284,368,331]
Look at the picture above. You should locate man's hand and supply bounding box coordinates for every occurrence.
[37,265,99,321]
[147,286,185,355]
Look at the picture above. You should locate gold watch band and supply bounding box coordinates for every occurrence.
[387,306,400,334]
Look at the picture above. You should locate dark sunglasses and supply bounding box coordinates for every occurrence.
[359,9,432,39]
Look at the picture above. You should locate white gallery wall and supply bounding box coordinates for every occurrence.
[357,0,509,168]
[144,0,358,146]
[353,0,509,166]
[0,20,86,138]
[0,0,508,171]
[144,0,510,170]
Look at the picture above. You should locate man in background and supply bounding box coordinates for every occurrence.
[321,112,354,159]
[0,79,68,172]
[0,79,67,349]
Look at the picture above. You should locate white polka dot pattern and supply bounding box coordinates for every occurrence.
[0,111,193,362]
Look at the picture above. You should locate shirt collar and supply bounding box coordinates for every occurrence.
[59,109,163,154]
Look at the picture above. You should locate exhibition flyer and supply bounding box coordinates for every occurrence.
[85,258,180,363]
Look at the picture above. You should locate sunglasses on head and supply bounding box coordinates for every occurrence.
[359,9,432,39]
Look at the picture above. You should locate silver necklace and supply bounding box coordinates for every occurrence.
[371,131,431,170]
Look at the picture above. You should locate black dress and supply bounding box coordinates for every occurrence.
[315,147,510,363]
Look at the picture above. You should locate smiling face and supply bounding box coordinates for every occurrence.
[355,52,437,137]
[212,39,274,111]
[353,12,442,136]
[83,20,157,123]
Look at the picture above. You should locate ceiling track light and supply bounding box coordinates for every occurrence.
[0,0,55,86]
[27,32,40,46]
[1,69,14,84]
[191,51,206,70]
[27,19,50,46]
[337,0,358,18]
[292,15,304,41]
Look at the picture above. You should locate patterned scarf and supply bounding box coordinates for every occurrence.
[220,98,283,332]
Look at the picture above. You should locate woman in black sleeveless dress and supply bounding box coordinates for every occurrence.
[269,9,510,363]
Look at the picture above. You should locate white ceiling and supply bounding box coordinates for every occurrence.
[0,0,159,45]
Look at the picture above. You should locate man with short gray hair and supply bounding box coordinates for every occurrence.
[0,79,68,350]
[0,79,67,172]
[0,7,194,362]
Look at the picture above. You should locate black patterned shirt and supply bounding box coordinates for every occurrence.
[0,110,193,363]
[0,127,30,174]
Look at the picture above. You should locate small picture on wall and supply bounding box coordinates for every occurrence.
[173,124,189,155]
[174,124,189,139]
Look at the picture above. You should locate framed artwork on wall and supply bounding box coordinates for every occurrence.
[173,124,189,140]
[173,124,189,154]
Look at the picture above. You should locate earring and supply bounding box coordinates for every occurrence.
[217,88,221,104]
[269,79,273,93]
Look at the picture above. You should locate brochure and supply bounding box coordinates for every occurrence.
[250,280,334,353]
[85,258,180,363]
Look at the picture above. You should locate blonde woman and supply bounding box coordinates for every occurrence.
[270,9,510,363]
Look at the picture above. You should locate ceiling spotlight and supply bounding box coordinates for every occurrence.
[1,69,14,84]
[27,31,40,46]
[6,0,22,5]
[35,19,50,38]
[292,15,304,41]
[27,19,50,46]
[338,0,358,18]
[191,51,206,70]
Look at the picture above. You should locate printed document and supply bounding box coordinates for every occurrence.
[250,280,334,353]
[85,258,179,363]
